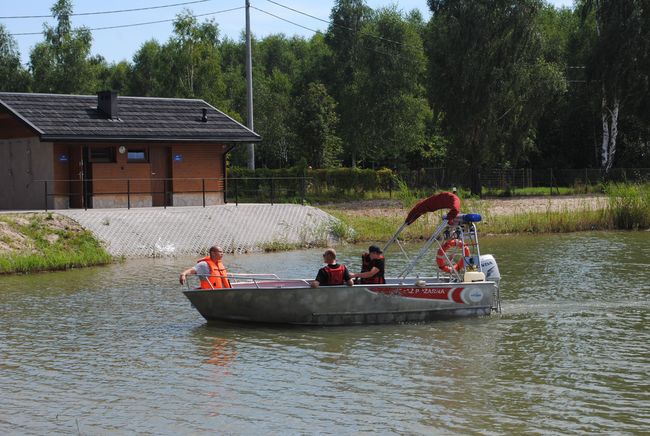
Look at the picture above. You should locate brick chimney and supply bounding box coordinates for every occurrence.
[97,90,118,119]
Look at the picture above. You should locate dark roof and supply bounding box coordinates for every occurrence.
[0,92,261,143]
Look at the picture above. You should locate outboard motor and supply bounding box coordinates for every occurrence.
[480,254,501,313]
[480,254,500,286]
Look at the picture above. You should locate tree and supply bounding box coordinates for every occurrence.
[356,7,432,168]
[29,0,94,94]
[0,25,31,91]
[295,82,342,168]
[325,0,373,167]
[130,40,163,96]
[425,0,565,195]
[157,11,226,106]
[253,69,295,168]
[580,0,649,174]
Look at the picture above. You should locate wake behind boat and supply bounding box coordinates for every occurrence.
[182,192,501,325]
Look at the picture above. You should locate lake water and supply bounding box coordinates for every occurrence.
[1,232,649,434]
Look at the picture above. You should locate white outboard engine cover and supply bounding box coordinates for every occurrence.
[480,255,500,285]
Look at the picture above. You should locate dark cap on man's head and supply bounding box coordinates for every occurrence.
[368,245,382,254]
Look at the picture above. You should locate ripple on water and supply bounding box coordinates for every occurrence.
[1,233,650,434]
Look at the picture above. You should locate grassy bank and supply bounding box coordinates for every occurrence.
[0,213,113,274]
[325,183,650,242]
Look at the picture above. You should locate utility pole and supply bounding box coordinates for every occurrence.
[245,0,255,170]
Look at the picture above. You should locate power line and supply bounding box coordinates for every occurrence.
[263,0,422,51]
[9,7,244,36]
[251,5,426,66]
[251,6,321,35]
[0,0,213,19]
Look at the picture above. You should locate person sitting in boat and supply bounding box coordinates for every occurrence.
[179,245,231,289]
[351,245,386,284]
[311,248,353,288]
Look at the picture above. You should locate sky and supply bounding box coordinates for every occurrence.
[2,0,575,66]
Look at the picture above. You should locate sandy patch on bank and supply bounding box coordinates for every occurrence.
[323,195,607,218]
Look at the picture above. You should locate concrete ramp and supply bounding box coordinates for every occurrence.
[57,204,337,257]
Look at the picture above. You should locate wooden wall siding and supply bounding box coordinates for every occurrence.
[68,146,83,208]
[172,144,225,192]
[0,112,35,139]
[92,161,151,194]
[0,138,54,210]
[52,144,70,195]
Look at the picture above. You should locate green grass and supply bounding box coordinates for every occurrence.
[482,185,604,197]
[260,240,304,252]
[605,183,650,229]
[0,213,113,274]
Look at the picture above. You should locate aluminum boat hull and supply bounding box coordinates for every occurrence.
[183,280,497,325]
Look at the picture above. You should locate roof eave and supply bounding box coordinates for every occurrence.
[39,135,262,143]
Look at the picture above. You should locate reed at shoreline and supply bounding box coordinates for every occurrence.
[326,183,650,242]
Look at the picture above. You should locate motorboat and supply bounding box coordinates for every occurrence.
[182,192,501,325]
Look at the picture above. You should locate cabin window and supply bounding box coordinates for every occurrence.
[89,147,115,163]
[127,148,148,163]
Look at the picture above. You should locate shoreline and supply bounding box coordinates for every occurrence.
[2,190,648,274]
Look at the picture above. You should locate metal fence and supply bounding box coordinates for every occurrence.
[37,177,310,211]
[400,168,650,191]
[35,168,650,210]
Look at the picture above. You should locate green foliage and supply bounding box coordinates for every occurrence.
[30,0,95,94]
[226,166,397,203]
[605,183,650,229]
[253,69,295,168]
[0,24,31,91]
[295,81,342,168]
[426,0,566,194]
[2,0,648,173]
[580,0,649,173]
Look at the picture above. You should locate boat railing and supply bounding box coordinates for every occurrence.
[386,213,485,281]
[183,273,314,290]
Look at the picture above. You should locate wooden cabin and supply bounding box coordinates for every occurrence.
[0,91,260,210]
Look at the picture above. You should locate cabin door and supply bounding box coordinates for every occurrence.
[150,146,171,207]
[81,146,93,209]
[68,146,83,208]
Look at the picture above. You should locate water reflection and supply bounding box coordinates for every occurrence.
[1,232,649,434]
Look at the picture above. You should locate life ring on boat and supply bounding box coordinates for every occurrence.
[436,239,470,273]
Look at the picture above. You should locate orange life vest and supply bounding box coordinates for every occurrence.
[198,256,231,289]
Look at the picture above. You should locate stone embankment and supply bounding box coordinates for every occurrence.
[56,204,336,257]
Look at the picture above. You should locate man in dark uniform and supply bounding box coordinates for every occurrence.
[351,245,386,284]
[311,248,354,288]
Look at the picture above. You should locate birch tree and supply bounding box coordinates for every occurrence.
[581,0,647,174]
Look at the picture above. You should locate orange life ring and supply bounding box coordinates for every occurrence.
[436,239,470,273]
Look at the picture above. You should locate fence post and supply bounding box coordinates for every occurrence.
[235,178,239,206]
[164,178,167,209]
[301,175,306,205]
[44,181,48,211]
[202,179,206,207]
[127,179,131,209]
[270,177,274,205]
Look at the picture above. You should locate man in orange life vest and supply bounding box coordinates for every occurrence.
[179,245,231,289]
[311,248,353,288]
[351,245,386,284]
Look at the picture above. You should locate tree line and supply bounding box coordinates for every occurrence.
[1,0,648,194]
